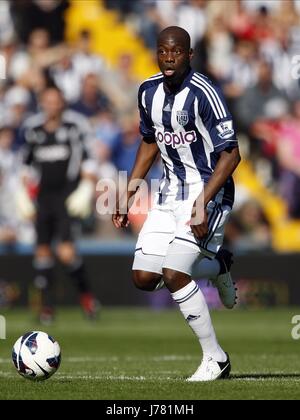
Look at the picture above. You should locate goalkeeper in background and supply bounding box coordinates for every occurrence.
[17,86,99,324]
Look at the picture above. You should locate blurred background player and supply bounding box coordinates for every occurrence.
[113,26,241,381]
[16,86,99,324]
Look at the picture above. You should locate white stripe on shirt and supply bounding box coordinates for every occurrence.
[193,73,227,118]
[190,79,222,119]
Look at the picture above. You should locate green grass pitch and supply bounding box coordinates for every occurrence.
[0,307,299,400]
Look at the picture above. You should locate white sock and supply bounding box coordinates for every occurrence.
[192,258,220,279]
[171,280,226,362]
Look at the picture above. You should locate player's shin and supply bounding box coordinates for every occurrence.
[171,280,226,362]
[64,258,90,293]
[64,258,99,318]
[33,257,55,320]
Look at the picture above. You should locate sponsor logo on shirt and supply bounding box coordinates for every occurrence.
[34,145,70,162]
[216,120,234,140]
[155,130,197,149]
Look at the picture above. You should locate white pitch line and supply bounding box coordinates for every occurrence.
[1,371,300,382]
[0,355,198,364]
[0,372,178,381]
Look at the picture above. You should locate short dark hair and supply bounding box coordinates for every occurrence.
[157,26,191,50]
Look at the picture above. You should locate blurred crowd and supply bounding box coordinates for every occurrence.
[0,0,300,253]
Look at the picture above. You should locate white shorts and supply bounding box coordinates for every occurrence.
[132,196,231,276]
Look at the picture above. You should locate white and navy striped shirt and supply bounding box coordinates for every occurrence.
[138,68,238,208]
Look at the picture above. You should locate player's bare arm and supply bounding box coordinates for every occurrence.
[112,140,159,229]
[191,147,241,239]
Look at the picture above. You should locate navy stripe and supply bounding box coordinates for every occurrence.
[205,205,223,247]
[177,288,199,303]
[158,160,171,205]
[202,205,223,250]
[184,90,211,182]
[175,284,199,302]
[174,236,198,247]
[144,85,156,121]
[175,286,199,304]
[222,177,235,208]
[200,204,220,249]
[180,89,205,196]
[135,247,142,253]
[198,203,218,247]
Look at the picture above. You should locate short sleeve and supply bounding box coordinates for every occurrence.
[138,85,156,143]
[198,83,238,153]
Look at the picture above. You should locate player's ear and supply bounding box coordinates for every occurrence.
[189,48,194,60]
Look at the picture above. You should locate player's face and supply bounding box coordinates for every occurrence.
[157,37,192,83]
[41,90,65,119]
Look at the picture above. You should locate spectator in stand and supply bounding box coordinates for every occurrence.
[276,101,300,218]
[10,0,70,45]
[26,28,68,71]
[0,34,31,84]
[260,24,300,100]
[226,200,272,251]
[50,50,82,103]
[3,86,31,150]
[236,59,289,153]
[176,0,208,48]
[227,0,255,41]
[72,30,106,81]
[0,0,15,45]
[205,14,234,80]
[71,73,111,119]
[102,53,140,118]
[222,39,257,120]
[0,126,34,246]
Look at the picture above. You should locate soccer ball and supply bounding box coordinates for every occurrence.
[12,331,61,381]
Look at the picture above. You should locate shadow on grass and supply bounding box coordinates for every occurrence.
[231,373,300,380]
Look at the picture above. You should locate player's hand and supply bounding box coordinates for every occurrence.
[112,210,129,229]
[66,179,94,219]
[15,185,36,221]
[190,208,208,240]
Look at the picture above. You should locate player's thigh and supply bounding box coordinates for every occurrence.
[54,197,73,244]
[198,202,231,258]
[173,201,231,259]
[133,208,176,276]
[163,241,201,277]
[162,241,202,293]
[36,204,55,246]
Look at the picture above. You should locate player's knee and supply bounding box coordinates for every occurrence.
[56,243,76,265]
[162,268,187,289]
[35,245,52,260]
[132,270,161,291]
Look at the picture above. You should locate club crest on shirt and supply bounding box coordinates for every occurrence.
[216,120,234,139]
[176,110,189,126]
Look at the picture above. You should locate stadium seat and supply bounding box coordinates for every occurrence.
[65,0,158,80]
